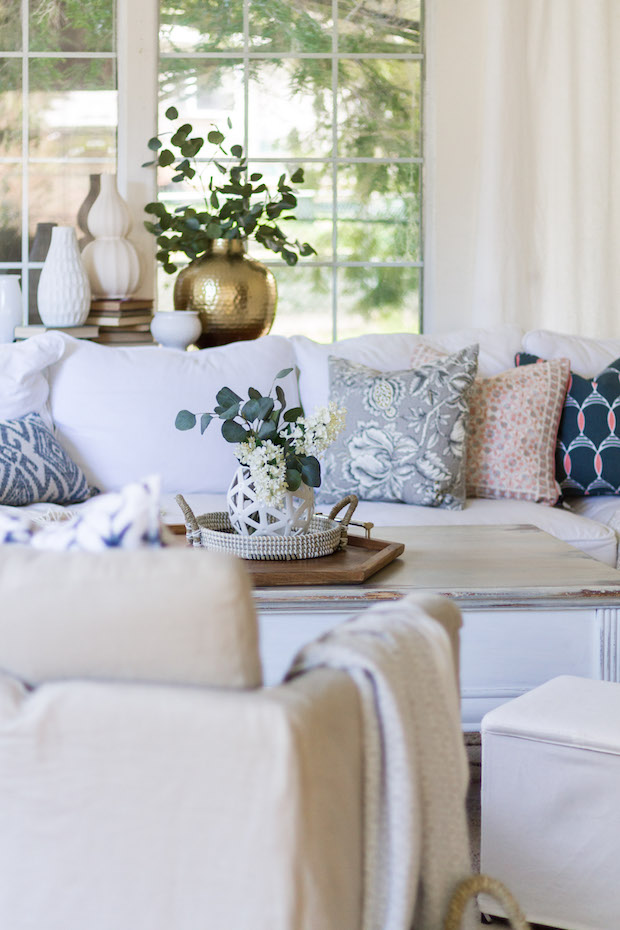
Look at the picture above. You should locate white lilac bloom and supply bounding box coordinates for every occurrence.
[234,438,287,506]
[290,402,346,456]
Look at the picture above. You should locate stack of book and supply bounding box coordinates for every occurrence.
[86,298,155,346]
[14,323,100,340]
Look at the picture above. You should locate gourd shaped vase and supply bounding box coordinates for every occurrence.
[82,174,140,299]
[37,226,91,327]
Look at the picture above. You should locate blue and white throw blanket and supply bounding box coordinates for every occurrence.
[0,476,164,551]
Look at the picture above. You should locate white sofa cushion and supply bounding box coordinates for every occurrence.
[47,334,299,494]
[162,493,618,568]
[522,329,620,378]
[0,547,261,688]
[291,325,524,414]
[0,332,65,427]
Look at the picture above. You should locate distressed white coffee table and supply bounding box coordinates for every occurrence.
[255,524,620,730]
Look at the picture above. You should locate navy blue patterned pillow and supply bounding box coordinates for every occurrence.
[0,412,95,506]
[516,351,620,497]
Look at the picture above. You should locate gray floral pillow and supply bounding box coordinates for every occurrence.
[318,345,479,510]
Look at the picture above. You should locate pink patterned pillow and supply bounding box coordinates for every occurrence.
[410,344,570,504]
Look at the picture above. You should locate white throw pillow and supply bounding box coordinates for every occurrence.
[0,332,65,426]
[291,325,524,414]
[522,329,620,378]
[47,334,300,494]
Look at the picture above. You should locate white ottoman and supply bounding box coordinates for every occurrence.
[480,675,620,930]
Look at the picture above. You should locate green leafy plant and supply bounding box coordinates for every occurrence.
[143,107,317,273]
[175,369,345,505]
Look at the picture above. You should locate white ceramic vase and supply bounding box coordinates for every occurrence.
[150,310,202,350]
[227,465,315,536]
[0,275,22,343]
[81,174,140,299]
[37,226,91,327]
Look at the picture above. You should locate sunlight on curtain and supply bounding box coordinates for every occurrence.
[475,0,620,336]
[429,0,620,338]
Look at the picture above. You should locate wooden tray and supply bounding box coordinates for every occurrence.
[167,525,404,586]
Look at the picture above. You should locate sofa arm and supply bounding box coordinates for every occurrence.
[0,668,362,930]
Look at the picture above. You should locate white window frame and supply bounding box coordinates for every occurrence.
[2,0,423,331]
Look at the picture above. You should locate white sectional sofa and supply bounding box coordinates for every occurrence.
[2,323,620,567]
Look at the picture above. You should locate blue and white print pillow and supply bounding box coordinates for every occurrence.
[318,345,479,510]
[0,411,95,506]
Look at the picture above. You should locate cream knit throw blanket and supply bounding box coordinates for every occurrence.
[287,594,474,930]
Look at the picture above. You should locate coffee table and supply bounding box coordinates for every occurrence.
[254,524,620,730]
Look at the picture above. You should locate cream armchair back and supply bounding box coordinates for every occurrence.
[0,547,465,930]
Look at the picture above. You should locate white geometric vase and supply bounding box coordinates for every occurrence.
[81,173,140,299]
[227,465,315,536]
[37,226,91,327]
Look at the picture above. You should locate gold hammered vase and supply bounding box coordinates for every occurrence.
[173,239,277,348]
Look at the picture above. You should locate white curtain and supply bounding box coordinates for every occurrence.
[428,0,620,338]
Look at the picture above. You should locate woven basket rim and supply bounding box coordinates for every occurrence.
[189,511,344,560]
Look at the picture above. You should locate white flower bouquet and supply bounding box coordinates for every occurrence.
[175,369,345,509]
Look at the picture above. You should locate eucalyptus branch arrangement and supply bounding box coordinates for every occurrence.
[143,107,317,273]
[175,370,345,506]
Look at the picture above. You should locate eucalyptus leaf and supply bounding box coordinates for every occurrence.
[241,398,262,421]
[221,420,248,443]
[283,406,303,422]
[158,149,175,167]
[175,410,196,430]
[248,387,261,399]
[286,468,302,491]
[257,420,277,440]
[219,402,241,420]
[300,456,321,487]
[200,413,213,434]
[216,386,243,408]
[275,367,293,379]
[256,397,274,419]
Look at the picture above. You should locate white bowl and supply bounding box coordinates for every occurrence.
[150,310,202,350]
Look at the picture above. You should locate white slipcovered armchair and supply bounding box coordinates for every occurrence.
[0,547,470,930]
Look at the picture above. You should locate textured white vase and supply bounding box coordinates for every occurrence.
[81,174,140,299]
[150,311,202,350]
[227,465,315,536]
[0,275,22,343]
[37,226,91,327]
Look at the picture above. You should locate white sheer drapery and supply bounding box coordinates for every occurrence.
[428,0,620,338]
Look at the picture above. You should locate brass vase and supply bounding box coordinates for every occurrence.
[173,239,277,348]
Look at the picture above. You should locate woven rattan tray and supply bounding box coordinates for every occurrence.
[175,494,359,562]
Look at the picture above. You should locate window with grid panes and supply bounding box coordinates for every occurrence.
[0,0,117,323]
[0,1,422,338]
[157,0,423,340]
